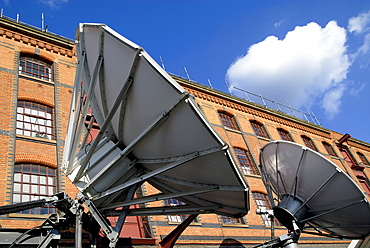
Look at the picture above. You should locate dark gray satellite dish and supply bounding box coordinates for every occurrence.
[257,140,370,247]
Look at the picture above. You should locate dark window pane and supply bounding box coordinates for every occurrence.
[322,142,336,156]
[358,152,370,166]
[234,147,259,175]
[301,136,317,151]
[219,112,239,130]
[251,121,269,138]
[278,128,292,141]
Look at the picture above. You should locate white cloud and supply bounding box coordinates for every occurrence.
[274,20,284,28]
[348,11,370,68]
[38,0,68,8]
[226,21,350,118]
[348,10,370,34]
[321,84,345,119]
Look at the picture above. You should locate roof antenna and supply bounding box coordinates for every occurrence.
[1,9,3,18]
[225,80,232,95]
[16,14,19,23]
[159,56,166,71]
[285,98,296,117]
[207,79,213,89]
[184,67,190,81]
[42,13,45,31]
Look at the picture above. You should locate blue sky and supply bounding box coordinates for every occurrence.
[2,0,370,143]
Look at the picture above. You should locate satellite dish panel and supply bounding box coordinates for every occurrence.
[260,140,370,239]
[62,23,249,218]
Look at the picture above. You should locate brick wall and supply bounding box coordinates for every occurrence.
[0,18,78,229]
[143,78,369,246]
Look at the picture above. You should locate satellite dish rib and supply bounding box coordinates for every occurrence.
[259,140,370,246]
[62,23,249,245]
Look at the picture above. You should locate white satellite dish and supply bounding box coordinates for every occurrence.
[62,23,249,220]
[259,140,370,244]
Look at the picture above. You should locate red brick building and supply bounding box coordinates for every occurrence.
[0,16,369,247]
[0,16,78,234]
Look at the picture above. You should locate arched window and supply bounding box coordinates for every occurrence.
[218,111,239,130]
[19,56,53,81]
[250,120,269,139]
[13,163,57,215]
[301,135,317,151]
[322,142,336,157]
[233,147,259,175]
[253,192,280,226]
[16,101,54,140]
[277,128,293,141]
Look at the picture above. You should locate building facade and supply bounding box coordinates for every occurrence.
[142,77,370,247]
[0,16,78,239]
[0,16,369,247]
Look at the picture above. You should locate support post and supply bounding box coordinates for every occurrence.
[159,214,199,248]
[75,207,84,248]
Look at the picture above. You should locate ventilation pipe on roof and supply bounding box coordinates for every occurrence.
[338,133,351,145]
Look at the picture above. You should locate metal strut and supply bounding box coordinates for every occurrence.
[159,214,199,248]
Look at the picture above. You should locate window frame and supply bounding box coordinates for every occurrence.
[322,142,336,157]
[277,128,293,141]
[250,121,269,139]
[301,135,317,151]
[252,192,281,227]
[338,145,370,195]
[233,147,259,175]
[19,56,53,82]
[357,152,370,166]
[16,100,55,140]
[218,111,240,131]
[220,215,247,226]
[165,199,199,224]
[13,163,57,215]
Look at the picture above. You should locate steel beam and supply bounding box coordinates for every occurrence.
[100,186,220,211]
[159,214,199,248]
[74,48,142,182]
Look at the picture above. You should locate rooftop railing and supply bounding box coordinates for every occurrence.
[170,72,322,126]
[0,12,74,42]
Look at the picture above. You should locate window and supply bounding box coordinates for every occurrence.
[250,121,269,139]
[165,199,198,223]
[19,56,52,81]
[220,216,247,225]
[234,147,259,175]
[353,169,370,195]
[338,145,370,195]
[218,112,239,130]
[277,128,293,141]
[322,142,336,157]
[253,192,280,226]
[337,145,357,167]
[16,101,54,140]
[13,164,56,214]
[301,135,317,151]
[357,152,370,166]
